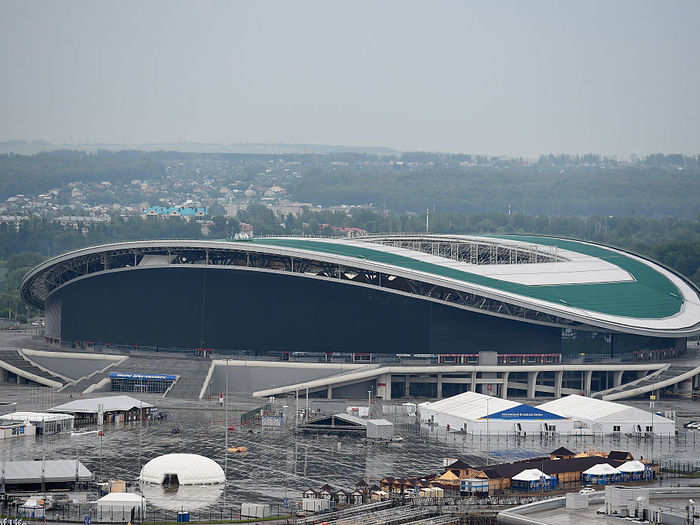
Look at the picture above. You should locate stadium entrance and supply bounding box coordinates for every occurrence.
[110,372,177,393]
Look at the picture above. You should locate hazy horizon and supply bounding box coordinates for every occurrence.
[2,0,699,156]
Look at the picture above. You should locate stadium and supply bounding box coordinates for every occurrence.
[20,234,700,361]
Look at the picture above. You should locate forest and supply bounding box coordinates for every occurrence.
[1,150,699,322]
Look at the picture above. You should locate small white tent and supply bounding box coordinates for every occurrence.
[617,460,651,480]
[511,469,556,491]
[512,469,551,482]
[618,460,645,473]
[583,463,622,484]
[583,463,621,476]
[96,492,145,518]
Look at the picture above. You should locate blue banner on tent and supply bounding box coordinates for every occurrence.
[481,404,565,420]
[109,372,177,381]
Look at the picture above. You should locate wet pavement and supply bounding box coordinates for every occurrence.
[2,398,700,513]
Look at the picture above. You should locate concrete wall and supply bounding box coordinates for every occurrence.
[209,364,347,394]
[22,356,112,380]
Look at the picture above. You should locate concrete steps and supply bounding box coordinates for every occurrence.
[602,365,700,401]
[61,355,212,399]
[0,349,65,387]
[166,360,211,399]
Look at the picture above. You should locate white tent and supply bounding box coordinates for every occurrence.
[512,469,551,482]
[0,412,74,433]
[50,395,153,414]
[140,453,225,485]
[583,463,621,476]
[418,391,573,435]
[618,460,646,473]
[96,492,145,516]
[537,395,676,436]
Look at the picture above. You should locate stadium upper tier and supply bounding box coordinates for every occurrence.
[21,234,700,338]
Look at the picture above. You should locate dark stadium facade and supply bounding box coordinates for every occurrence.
[21,235,700,358]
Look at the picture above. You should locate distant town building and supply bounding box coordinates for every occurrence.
[52,216,111,229]
[143,206,207,218]
[239,222,254,237]
[320,224,368,237]
[0,215,28,230]
[270,201,312,217]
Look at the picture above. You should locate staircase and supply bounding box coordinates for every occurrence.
[165,360,211,399]
[0,349,65,387]
[61,354,211,399]
[601,364,700,401]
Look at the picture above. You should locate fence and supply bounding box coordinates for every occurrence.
[37,336,690,366]
[9,502,293,523]
[410,422,700,449]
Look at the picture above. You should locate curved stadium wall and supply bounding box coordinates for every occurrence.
[23,235,700,357]
[45,266,562,354]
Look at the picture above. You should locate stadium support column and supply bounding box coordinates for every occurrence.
[327,386,333,400]
[679,378,692,396]
[584,370,593,396]
[436,374,443,400]
[377,374,391,401]
[527,371,539,399]
[501,372,509,399]
[613,370,624,387]
[554,371,563,398]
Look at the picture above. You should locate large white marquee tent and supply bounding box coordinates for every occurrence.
[537,394,675,436]
[418,391,573,435]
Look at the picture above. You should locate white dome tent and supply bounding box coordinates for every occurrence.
[139,454,225,486]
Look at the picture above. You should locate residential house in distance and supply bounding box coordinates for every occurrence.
[144,206,207,219]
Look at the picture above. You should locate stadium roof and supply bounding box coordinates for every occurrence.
[20,234,700,337]
[253,236,686,318]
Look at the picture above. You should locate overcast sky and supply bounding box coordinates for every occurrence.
[1,0,698,156]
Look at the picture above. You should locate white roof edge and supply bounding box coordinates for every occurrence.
[23,237,700,336]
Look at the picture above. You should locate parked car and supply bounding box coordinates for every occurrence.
[579,487,596,495]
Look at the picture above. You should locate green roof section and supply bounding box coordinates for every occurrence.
[249,236,683,320]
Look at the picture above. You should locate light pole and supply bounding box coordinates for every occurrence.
[486,397,490,466]
[225,359,229,508]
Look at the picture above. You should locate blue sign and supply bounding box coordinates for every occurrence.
[480,404,565,420]
[110,372,177,381]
